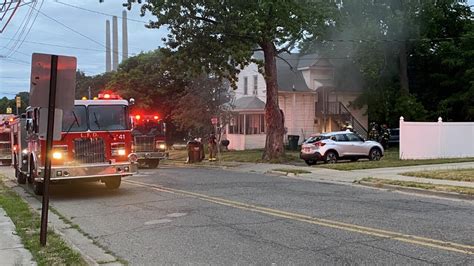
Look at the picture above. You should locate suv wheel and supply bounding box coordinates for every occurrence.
[325,151,338,164]
[369,148,382,161]
[305,159,316,166]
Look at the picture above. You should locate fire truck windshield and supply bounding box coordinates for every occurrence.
[133,119,165,136]
[62,106,87,132]
[88,105,129,131]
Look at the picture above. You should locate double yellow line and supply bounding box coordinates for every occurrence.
[125,180,474,255]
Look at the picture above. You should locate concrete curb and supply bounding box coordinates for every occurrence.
[357,180,474,200]
[4,180,121,266]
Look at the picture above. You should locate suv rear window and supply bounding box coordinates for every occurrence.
[304,135,328,144]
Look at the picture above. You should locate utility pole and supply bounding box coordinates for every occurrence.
[88,86,91,100]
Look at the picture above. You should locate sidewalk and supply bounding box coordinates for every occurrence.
[0,207,36,265]
[228,161,474,188]
[0,167,36,265]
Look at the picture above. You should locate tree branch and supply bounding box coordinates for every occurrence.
[275,54,296,72]
[188,15,218,24]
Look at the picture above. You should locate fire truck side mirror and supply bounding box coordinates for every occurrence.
[25,119,31,132]
[129,98,135,105]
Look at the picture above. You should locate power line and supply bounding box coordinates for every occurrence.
[5,0,44,58]
[29,4,106,49]
[0,36,106,52]
[0,57,30,65]
[53,1,149,24]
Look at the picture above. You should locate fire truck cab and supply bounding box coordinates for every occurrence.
[130,114,168,168]
[0,114,15,165]
[15,93,138,195]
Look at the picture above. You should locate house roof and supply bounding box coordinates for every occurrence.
[252,52,363,93]
[233,96,265,111]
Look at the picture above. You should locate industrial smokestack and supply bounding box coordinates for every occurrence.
[122,10,128,61]
[105,20,111,72]
[112,16,119,71]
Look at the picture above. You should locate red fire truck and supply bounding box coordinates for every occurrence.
[130,114,168,168]
[0,114,15,165]
[12,93,138,195]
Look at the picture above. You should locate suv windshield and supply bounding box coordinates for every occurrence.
[88,105,129,131]
[62,106,87,132]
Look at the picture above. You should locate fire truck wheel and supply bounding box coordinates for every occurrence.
[28,160,36,184]
[17,172,26,184]
[105,177,121,189]
[33,182,44,196]
[147,160,159,169]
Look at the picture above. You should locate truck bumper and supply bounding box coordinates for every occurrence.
[36,162,138,182]
[136,151,168,160]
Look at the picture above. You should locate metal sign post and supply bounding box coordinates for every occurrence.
[39,55,58,246]
[30,53,76,246]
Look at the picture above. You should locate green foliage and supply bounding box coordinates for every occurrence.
[0,91,29,114]
[75,70,114,99]
[308,0,473,125]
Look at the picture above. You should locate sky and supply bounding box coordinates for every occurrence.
[0,0,473,98]
[0,0,167,98]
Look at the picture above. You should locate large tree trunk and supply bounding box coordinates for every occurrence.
[261,42,285,160]
[399,41,410,96]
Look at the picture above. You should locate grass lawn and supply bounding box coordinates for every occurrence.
[401,168,474,182]
[319,148,474,171]
[360,177,474,196]
[0,175,87,266]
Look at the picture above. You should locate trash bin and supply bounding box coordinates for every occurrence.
[187,141,203,163]
[287,135,300,150]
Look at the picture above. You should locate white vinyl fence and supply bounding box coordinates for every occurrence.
[399,117,474,160]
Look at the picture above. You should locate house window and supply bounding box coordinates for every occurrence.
[228,114,265,135]
[243,77,248,95]
[253,75,258,95]
[245,114,265,135]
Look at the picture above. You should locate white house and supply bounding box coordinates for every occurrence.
[225,52,368,150]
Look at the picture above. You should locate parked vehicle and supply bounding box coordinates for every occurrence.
[388,128,400,147]
[300,131,384,165]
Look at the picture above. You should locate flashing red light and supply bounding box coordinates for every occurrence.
[154,115,159,120]
[135,115,141,120]
[98,93,122,99]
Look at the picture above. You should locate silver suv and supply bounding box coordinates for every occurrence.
[300,131,384,165]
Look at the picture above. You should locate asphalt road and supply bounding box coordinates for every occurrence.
[41,166,473,265]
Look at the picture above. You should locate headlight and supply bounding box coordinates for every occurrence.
[156,141,166,150]
[52,151,62,159]
[22,149,28,154]
[111,142,126,156]
[52,145,68,160]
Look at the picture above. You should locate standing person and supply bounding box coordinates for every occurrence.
[208,133,217,161]
[368,122,379,141]
[380,124,390,149]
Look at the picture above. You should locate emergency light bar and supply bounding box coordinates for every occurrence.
[97,93,122,100]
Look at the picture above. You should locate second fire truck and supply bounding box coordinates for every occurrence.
[130,114,168,168]
[12,93,138,195]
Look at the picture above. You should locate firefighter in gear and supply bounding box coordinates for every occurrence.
[208,133,217,161]
[380,124,390,149]
[368,122,379,141]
